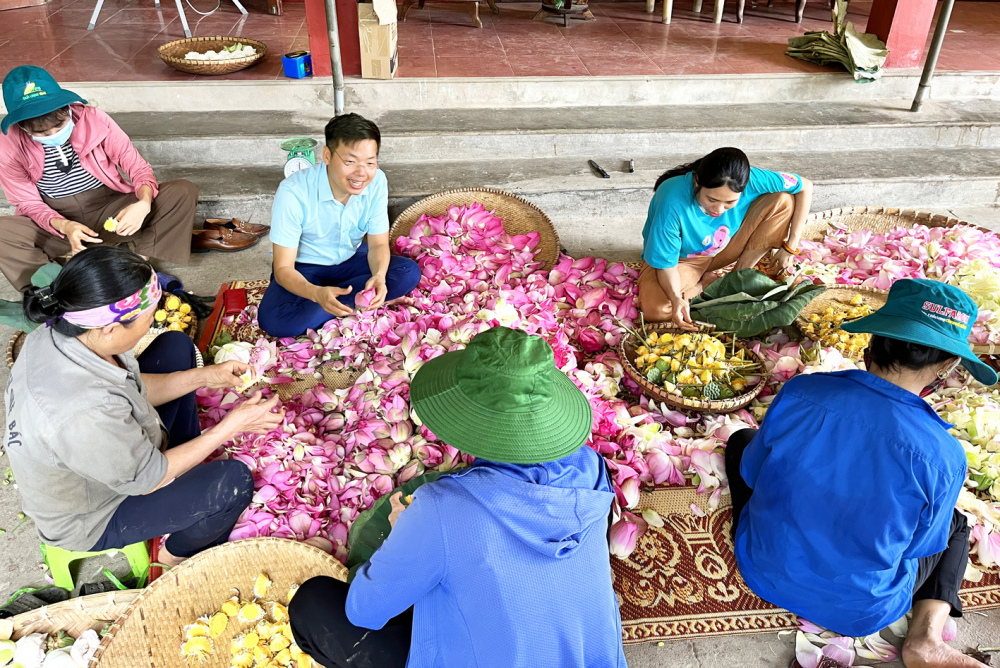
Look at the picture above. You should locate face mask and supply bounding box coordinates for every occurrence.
[31,117,74,147]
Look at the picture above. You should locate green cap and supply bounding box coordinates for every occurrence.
[410,326,593,464]
[2,66,86,135]
[842,278,997,386]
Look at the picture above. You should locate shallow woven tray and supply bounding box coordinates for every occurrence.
[11,590,140,641]
[92,538,347,668]
[620,323,770,414]
[794,286,888,345]
[389,188,561,270]
[158,36,267,75]
[798,206,963,243]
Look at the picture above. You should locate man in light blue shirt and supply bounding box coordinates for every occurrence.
[257,114,420,338]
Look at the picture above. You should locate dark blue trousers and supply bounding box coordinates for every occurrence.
[89,332,254,558]
[257,244,421,338]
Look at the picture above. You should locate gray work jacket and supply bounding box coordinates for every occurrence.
[4,327,167,550]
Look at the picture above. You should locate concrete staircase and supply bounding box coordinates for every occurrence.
[1,72,1000,257]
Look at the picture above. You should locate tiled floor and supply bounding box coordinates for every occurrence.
[0,0,308,81]
[394,0,1000,78]
[0,0,997,81]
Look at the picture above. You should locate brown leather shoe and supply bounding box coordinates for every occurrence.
[205,218,271,238]
[191,227,260,253]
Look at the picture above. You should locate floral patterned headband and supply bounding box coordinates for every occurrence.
[61,273,161,329]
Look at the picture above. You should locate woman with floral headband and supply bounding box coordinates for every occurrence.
[4,246,284,567]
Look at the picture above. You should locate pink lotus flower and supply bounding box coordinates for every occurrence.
[609,511,647,558]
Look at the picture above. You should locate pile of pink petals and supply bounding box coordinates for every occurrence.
[794,223,1000,289]
[197,204,993,573]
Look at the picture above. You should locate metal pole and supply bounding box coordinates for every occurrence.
[911,0,956,112]
[324,0,347,115]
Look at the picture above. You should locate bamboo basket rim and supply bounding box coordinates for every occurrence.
[11,590,141,641]
[620,323,770,414]
[793,286,889,344]
[157,35,268,65]
[388,187,562,270]
[799,206,972,242]
[91,538,348,668]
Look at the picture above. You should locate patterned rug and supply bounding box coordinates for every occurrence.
[612,486,1000,644]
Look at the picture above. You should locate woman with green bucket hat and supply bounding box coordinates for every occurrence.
[288,326,627,668]
[726,279,996,668]
[0,65,197,292]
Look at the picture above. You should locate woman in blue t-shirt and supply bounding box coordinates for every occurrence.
[639,147,812,329]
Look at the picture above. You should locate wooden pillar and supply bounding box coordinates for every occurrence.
[304,0,362,77]
[865,0,937,68]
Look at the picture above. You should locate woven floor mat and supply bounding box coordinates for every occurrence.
[612,486,1000,644]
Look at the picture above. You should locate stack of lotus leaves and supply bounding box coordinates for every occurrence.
[799,294,873,358]
[633,331,761,401]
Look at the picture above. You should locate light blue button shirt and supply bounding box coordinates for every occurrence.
[269,163,390,266]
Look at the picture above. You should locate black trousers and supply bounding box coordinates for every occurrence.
[89,332,254,558]
[288,576,412,668]
[726,427,967,619]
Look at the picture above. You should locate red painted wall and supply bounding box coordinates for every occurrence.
[304,0,362,77]
[866,0,937,68]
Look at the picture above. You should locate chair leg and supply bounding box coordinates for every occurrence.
[737,0,744,22]
[662,0,672,23]
[400,0,418,20]
[154,0,160,7]
[87,0,105,30]
[713,0,723,23]
[175,0,192,37]
[645,0,654,14]
[692,0,703,12]
[469,1,483,28]
[795,0,805,22]
[40,544,77,591]
[485,0,499,13]
[122,542,151,582]
[230,0,249,15]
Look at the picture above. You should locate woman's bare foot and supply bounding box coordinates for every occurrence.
[902,600,985,668]
[157,543,186,568]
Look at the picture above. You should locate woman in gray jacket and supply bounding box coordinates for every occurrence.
[6,247,283,567]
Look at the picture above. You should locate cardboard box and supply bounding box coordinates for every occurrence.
[358,0,398,80]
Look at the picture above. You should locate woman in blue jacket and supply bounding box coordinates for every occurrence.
[288,326,627,668]
[729,279,995,668]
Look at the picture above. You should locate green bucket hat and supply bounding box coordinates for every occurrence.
[410,326,593,464]
[842,278,998,386]
[2,66,86,135]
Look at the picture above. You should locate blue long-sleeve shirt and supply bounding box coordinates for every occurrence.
[734,370,967,636]
[347,446,628,668]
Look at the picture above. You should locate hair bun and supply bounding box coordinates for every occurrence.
[23,284,65,322]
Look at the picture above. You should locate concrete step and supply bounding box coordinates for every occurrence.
[4,147,996,258]
[2,70,997,114]
[104,99,1000,167]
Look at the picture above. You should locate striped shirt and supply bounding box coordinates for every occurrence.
[36,144,103,199]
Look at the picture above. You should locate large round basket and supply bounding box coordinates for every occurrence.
[388,188,561,270]
[10,590,140,641]
[794,286,888,346]
[5,329,25,369]
[158,36,267,76]
[620,323,770,414]
[798,206,963,243]
[91,538,348,668]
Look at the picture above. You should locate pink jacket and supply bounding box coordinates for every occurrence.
[0,103,159,236]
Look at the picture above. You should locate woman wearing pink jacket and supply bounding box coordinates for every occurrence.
[0,66,196,291]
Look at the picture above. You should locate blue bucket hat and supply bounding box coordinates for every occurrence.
[2,66,87,135]
[842,278,998,386]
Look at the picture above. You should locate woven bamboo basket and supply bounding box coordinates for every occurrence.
[91,538,347,668]
[794,286,888,346]
[158,36,267,76]
[798,206,964,243]
[388,188,561,270]
[6,329,25,369]
[10,590,140,641]
[620,323,770,414]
